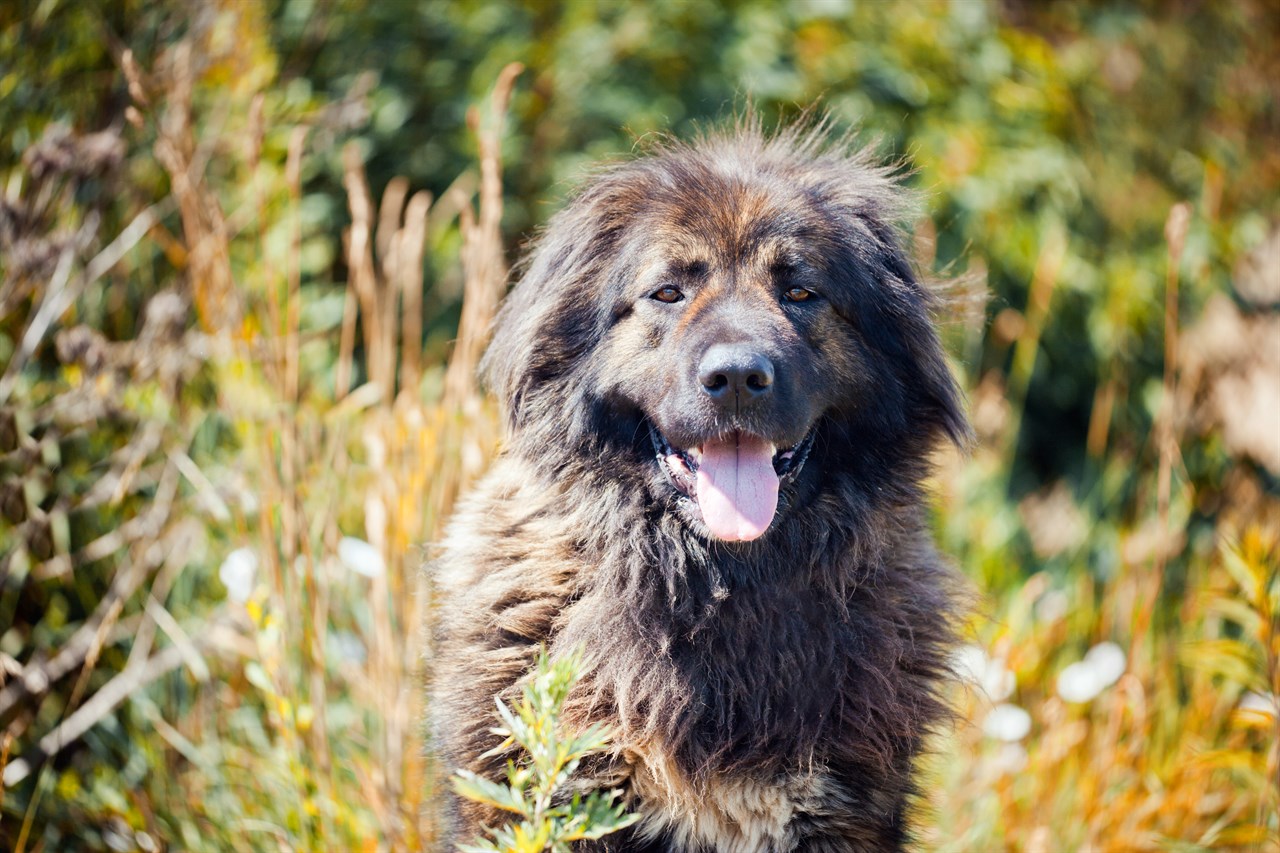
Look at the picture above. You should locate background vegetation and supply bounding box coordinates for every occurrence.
[1,0,1277,850]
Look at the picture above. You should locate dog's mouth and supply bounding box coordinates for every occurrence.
[649,425,815,542]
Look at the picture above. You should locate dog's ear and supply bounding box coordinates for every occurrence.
[869,223,971,449]
[826,212,971,449]
[482,170,645,429]
[752,124,969,449]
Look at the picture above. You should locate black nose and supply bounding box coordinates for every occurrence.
[698,344,774,407]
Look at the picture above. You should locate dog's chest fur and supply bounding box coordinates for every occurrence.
[615,744,829,853]
[432,458,951,851]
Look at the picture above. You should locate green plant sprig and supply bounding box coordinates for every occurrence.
[452,649,639,853]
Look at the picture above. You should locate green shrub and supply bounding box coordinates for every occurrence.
[453,649,638,853]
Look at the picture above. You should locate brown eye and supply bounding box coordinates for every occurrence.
[652,286,684,303]
[783,287,813,303]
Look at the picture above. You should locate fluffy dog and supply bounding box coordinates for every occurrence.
[431,120,969,852]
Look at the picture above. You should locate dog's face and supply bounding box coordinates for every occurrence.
[485,126,966,543]
[595,196,881,542]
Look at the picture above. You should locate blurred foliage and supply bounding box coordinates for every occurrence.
[1,0,1277,850]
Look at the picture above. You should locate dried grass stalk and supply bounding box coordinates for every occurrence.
[443,62,523,408]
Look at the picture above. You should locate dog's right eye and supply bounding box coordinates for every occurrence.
[651,286,684,303]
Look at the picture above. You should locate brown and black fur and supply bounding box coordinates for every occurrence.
[430,120,969,852]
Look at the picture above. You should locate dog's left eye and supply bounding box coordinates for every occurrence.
[783,287,814,303]
[651,286,684,303]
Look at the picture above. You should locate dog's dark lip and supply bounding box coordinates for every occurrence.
[647,422,816,501]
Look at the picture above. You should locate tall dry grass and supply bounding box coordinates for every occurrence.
[0,16,517,847]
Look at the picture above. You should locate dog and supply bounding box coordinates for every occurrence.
[431,119,969,852]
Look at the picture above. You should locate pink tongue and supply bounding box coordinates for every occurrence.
[695,433,780,541]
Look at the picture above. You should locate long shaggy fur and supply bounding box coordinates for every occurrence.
[431,119,969,852]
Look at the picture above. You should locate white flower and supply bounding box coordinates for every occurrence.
[218,547,257,603]
[1084,641,1126,687]
[1056,641,1127,704]
[952,644,1016,702]
[1239,691,1278,718]
[983,703,1032,742]
[992,742,1028,775]
[952,645,986,681]
[1057,661,1102,703]
[338,536,386,578]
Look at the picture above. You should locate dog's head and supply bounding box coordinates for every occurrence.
[484,122,968,543]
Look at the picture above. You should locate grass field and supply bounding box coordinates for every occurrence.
[1,3,1277,850]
